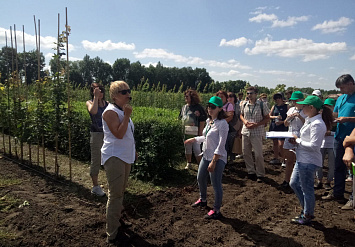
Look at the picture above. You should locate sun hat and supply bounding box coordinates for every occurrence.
[289,91,304,101]
[312,89,322,97]
[297,95,323,110]
[208,96,223,108]
[324,98,336,107]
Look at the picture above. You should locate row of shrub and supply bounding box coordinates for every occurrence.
[0,87,185,181]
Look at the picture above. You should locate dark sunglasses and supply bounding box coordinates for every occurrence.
[246,92,254,95]
[228,95,234,98]
[207,103,217,109]
[118,89,131,95]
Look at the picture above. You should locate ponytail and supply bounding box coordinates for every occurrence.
[322,105,334,131]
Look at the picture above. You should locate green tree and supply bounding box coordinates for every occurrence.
[112,58,130,81]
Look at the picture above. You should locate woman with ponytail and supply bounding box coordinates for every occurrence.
[289,95,333,225]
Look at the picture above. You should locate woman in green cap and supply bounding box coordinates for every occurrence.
[185,96,228,220]
[289,95,333,225]
[280,91,306,188]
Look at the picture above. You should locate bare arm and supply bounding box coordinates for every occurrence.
[86,87,101,115]
[102,105,132,139]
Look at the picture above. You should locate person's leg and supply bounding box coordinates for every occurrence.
[333,139,347,198]
[278,139,285,161]
[251,135,265,177]
[209,159,226,211]
[298,163,318,217]
[197,158,210,201]
[90,132,104,187]
[192,141,202,164]
[327,148,335,183]
[284,149,296,183]
[272,139,279,159]
[104,157,126,241]
[290,162,304,210]
[242,135,255,174]
[185,142,193,163]
[316,148,326,183]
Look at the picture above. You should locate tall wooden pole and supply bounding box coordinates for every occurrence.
[33,16,39,166]
[14,24,19,159]
[9,26,14,156]
[23,25,29,163]
[66,7,72,181]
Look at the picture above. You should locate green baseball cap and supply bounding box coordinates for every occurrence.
[297,95,323,110]
[289,91,304,101]
[324,98,336,106]
[208,96,223,108]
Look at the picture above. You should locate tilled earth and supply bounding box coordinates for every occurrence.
[1,143,355,247]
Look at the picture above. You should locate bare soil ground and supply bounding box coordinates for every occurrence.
[1,140,355,247]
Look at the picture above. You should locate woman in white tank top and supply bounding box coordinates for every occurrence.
[101,81,136,244]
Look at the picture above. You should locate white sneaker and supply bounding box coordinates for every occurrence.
[281,162,286,168]
[91,185,106,197]
[185,163,192,170]
[235,155,243,159]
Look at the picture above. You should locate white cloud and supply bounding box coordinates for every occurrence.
[249,13,277,23]
[312,17,354,34]
[350,54,355,60]
[81,40,135,51]
[210,70,253,78]
[134,48,252,70]
[245,37,346,61]
[257,69,294,76]
[249,13,308,28]
[219,37,252,47]
[272,16,309,28]
[0,27,75,52]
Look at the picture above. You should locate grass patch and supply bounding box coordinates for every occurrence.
[0,228,17,241]
[0,195,20,213]
[0,176,21,188]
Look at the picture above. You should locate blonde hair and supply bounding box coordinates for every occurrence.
[110,81,129,100]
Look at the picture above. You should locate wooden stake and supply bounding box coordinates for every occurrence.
[66,7,72,181]
[33,16,39,166]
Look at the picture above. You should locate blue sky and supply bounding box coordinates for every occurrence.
[0,0,354,90]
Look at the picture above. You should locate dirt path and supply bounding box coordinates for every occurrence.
[1,144,355,246]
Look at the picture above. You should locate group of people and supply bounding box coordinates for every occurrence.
[181,74,355,225]
[85,74,355,243]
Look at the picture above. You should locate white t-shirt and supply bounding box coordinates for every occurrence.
[286,107,307,136]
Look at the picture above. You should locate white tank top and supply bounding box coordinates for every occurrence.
[101,103,136,165]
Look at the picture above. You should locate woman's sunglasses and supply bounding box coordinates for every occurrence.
[118,89,131,95]
[207,103,217,109]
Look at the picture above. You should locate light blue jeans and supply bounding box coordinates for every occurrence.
[197,158,226,211]
[290,162,318,217]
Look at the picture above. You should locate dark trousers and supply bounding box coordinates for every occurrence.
[333,139,347,198]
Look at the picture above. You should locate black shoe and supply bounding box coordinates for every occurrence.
[191,199,207,208]
[257,177,265,183]
[280,181,289,187]
[247,174,257,181]
[204,209,222,219]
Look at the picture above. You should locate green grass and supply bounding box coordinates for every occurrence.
[0,195,20,213]
[0,227,17,241]
[0,177,21,188]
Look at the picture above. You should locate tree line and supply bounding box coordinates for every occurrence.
[0,46,339,95]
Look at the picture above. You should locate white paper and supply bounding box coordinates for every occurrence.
[266,131,295,139]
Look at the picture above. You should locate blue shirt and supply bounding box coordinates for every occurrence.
[334,93,355,140]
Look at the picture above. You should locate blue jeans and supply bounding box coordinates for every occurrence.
[333,139,347,198]
[197,158,226,211]
[290,162,318,217]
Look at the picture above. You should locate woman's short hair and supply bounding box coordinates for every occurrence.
[184,89,201,105]
[216,90,228,99]
[109,81,129,100]
[90,82,105,100]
